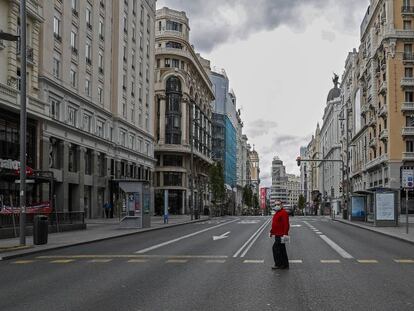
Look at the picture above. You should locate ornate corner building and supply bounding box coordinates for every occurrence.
[153,7,214,215]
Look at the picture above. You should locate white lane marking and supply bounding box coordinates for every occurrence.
[321,260,341,263]
[233,218,272,258]
[319,235,354,259]
[289,260,303,263]
[88,259,112,263]
[315,232,323,235]
[135,218,239,254]
[238,220,260,224]
[166,259,188,263]
[128,259,148,263]
[240,218,272,258]
[213,231,230,241]
[206,259,226,263]
[243,260,264,264]
[291,224,302,227]
[357,259,378,264]
[394,259,414,263]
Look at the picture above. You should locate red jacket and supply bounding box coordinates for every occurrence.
[270,208,290,237]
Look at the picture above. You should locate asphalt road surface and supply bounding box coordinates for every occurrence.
[0,216,413,311]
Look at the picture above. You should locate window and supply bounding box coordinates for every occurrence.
[122,73,127,90]
[139,61,143,75]
[407,141,414,152]
[166,41,182,49]
[99,19,104,40]
[406,67,413,78]
[70,69,77,87]
[132,24,136,41]
[86,7,92,29]
[70,30,77,51]
[165,58,171,67]
[71,0,77,10]
[129,134,135,149]
[406,91,414,102]
[140,5,144,23]
[50,98,60,120]
[98,86,103,104]
[53,57,60,78]
[131,105,135,123]
[166,20,182,32]
[53,15,61,39]
[172,59,179,68]
[139,32,143,50]
[165,76,182,144]
[85,77,91,97]
[131,80,135,97]
[404,20,412,30]
[98,52,104,73]
[123,15,128,33]
[405,44,413,58]
[146,65,149,81]
[146,40,150,56]
[96,120,104,138]
[123,45,127,61]
[122,102,127,118]
[68,106,77,126]
[163,155,183,167]
[120,130,126,146]
[86,41,92,64]
[145,114,149,131]
[147,14,151,33]
[83,114,92,132]
[132,51,136,69]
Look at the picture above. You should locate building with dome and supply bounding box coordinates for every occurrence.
[318,74,343,215]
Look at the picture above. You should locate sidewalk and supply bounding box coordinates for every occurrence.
[331,215,414,245]
[0,215,208,260]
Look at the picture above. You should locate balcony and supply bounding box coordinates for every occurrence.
[365,154,389,171]
[402,102,414,113]
[378,80,387,94]
[403,53,414,63]
[380,129,389,141]
[402,6,414,15]
[401,77,414,88]
[378,104,388,117]
[402,127,414,137]
[403,152,414,161]
[369,138,377,149]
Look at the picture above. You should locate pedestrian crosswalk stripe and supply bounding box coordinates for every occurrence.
[394,259,414,264]
[357,260,378,264]
[206,259,226,263]
[289,260,303,263]
[88,259,112,263]
[321,260,341,263]
[166,259,188,263]
[12,260,34,264]
[243,260,264,264]
[128,259,148,263]
[50,259,75,264]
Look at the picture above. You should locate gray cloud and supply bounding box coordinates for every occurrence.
[157,0,368,52]
[245,119,278,138]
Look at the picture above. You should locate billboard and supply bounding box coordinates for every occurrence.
[351,196,365,218]
[260,188,267,210]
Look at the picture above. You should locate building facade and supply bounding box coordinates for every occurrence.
[153,7,214,215]
[249,148,260,198]
[1,0,157,218]
[270,156,288,205]
[286,174,301,209]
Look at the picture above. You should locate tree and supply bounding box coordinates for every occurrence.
[209,162,225,216]
[242,185,253,208]
[253,193,260,215]
[298,194,306,212]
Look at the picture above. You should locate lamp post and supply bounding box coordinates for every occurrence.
[0,1,27,246]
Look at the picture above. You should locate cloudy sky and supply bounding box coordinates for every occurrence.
[157,0,369,187]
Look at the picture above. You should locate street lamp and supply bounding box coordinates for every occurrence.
[0,1,27,246]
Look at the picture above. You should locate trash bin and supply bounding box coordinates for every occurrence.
[33,215,48,245]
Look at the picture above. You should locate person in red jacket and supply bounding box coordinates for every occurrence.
[269,201,290,269]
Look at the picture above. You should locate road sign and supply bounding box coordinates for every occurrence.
[402,169,414,189]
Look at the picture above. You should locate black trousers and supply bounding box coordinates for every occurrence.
[272,236,289,267]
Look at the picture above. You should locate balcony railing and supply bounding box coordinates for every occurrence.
[402,127,414,136]
[380,129,389,141]
[378,104,388,117]
[402,102,414,112]
[403,152,414,161]
[401,77,414,88]
[402,6,414,14]
[403,53,414,61]
[365,154,389,171]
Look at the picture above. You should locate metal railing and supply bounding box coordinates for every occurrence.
[0,211,85,229]
[402,6,414,14]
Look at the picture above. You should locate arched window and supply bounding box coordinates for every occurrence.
[165,76,182,144]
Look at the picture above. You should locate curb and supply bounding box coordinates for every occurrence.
[0,217,210,261]
[332,218,414,246]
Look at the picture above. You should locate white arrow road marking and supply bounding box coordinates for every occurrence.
[135,218,239,254]
[319,235,354,259]
[213,231,230,241]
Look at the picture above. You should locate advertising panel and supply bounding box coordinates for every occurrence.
[351,196,365,218]
[376,192,395,221]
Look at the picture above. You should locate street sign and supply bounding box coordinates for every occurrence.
[402,169,414,189]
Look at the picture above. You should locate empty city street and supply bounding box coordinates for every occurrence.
[0,216,413,311]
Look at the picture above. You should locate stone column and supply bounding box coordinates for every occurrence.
[58,141,70,212]
[91,150,99,218]
[181,99,187,145]
[75,146,86,213]
[41,137,50,202]
[159,96,166,144]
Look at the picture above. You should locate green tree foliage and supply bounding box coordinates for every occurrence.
[242,185,253,207]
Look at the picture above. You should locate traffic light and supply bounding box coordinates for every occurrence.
[296,156,301,167]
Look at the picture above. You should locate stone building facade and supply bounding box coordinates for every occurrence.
[153,7,214,215]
